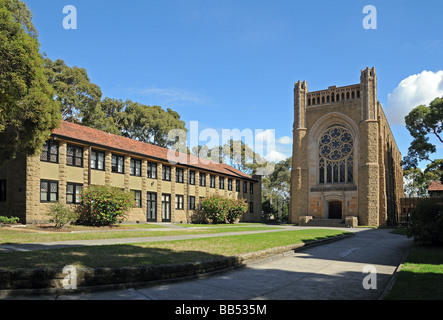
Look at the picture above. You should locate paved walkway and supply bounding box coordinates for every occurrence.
[4,227,413,300]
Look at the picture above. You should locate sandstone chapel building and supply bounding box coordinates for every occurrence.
[0,121,262,224]
[290,67,404,227]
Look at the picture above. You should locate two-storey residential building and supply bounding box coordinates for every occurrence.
[0,121,262,224]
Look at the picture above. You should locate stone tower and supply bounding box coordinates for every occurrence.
[291,80,309,219]
[289,68,403,227]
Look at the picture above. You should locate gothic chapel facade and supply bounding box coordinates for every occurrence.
[290,68,404,226]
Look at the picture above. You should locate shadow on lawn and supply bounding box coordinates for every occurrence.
[0,244,241,291]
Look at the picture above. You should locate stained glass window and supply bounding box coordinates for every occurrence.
[319,125,354,184]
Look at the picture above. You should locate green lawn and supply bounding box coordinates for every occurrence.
[384,245,443,300]
[0,223,282,244]
[180,223,269,228]
[0,229,350,269]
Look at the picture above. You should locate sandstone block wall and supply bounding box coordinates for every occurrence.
[290,68,403,226]
[0,139,263,224]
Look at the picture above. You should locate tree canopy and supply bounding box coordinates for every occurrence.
[43,57,102,123]
[42,57,187,148]
[403,161,443,197]
[261,157,291,221]
[191,139,269,175]
[403,97,443,183]
[0,0,60,164]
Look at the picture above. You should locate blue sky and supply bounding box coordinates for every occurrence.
[24,0,443,165]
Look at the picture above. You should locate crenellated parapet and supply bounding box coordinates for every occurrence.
[307,84,361,106]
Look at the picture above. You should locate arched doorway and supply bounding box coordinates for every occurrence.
[328,201,342,219]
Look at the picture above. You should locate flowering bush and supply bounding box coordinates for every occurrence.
[75,185,135,226]
[200,195,248,224]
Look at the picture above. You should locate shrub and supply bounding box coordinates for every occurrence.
[75,185,136,226]
[0,216,19,224]
[407,199,443,246]
[47,202,76,229]
[200,195,248,224]
[226,198,248,223]
[190,210,209,224]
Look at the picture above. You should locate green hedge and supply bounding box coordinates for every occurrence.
[407,199,443,246]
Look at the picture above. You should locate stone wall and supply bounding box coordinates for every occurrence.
[0,155,27,222]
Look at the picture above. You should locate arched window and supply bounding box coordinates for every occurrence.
[322,96,325,104]
[308,98,311,106]
[318,125,353,184]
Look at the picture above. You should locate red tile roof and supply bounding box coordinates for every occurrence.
[51,121,255,181]
[428,181,443,192]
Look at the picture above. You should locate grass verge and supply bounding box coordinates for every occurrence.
[0,229,350,270]
[0,224,282,244]
[384,245,443,300]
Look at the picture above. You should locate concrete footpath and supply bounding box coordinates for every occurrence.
[2,227,413,300]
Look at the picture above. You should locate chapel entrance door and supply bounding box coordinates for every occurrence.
[328,201,342,219]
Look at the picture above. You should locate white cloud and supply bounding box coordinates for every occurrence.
[386,70,443,125]
[255,129,275,144]
[255,131,293,146]
[265,150,287,162]
[254,131,292,162]
[277,136,292,145]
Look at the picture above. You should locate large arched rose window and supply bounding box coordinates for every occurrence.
[319,125,354,184]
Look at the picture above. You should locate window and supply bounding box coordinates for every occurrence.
[176,168,184,183]
[236,180,240,192]
[132,190,142,208]
[162,194,171,222]
[147,162,157,179]
[318,125,354,184]
[130,159,141,176]
[66,183,82,204]
[40,140,58,163]
[67,145,83,167]
[189,196,196,210]
[227,178,233,191]
[112,154,124,173]
[0,180,6,202]
[147,192,157,221]
[162,165,171,181]
[219,177,224,189]
[91,150,105,170]
[199,173,206,186]
[250,202,254,213]
[175,195,184,210]
[189,170,195,185]
[243,181,247,193]
[210,175,216,188]
[40,180,58,202]
[250,182,254,194]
